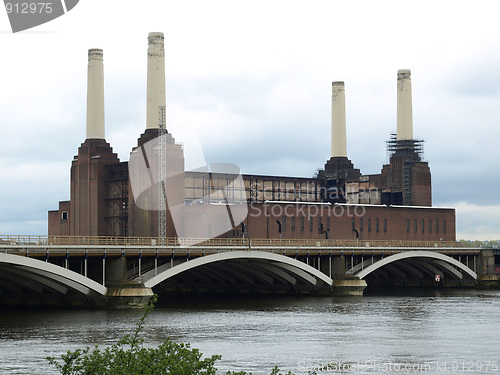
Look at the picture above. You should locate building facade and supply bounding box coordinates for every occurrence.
[48,33,455,242]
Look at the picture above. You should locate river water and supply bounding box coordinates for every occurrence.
[1,289,499,375]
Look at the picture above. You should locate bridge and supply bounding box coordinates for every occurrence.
[0,235,494,307]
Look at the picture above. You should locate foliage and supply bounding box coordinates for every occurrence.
[458,239,500,248]
[47,295,298,375]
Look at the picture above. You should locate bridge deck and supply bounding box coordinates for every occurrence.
[0,235,481,257]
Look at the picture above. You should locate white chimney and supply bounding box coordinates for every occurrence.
[146,32,166,130]
[86,49,105,139]
[331,81,347,157]
[397,69,413,140]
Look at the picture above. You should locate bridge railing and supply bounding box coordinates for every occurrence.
[0,235,465,249]
[0,235,178,247]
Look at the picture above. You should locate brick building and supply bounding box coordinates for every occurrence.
[48,33,455,242]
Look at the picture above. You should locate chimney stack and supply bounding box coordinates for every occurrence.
[331,81,347,158]
[86,49,105,139]
[397,69,413,140]
[146,32,166,130]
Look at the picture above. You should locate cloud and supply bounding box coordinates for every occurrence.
[0,160,69,234]
[452,201,500,241]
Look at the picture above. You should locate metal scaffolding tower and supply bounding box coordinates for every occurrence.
[386,133,424,161]
[158,106,167,242]
[403,160,411,205]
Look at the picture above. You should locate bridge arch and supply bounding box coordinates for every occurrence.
[0,253,107,306]
[143,251,333,294]
[355,251,477,283]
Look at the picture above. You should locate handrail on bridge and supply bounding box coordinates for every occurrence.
[0,235,469,249]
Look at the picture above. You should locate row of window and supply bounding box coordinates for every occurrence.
[406,219,446,234]
[352,218,387,233]
[277,216,447,235]
[279,217,331,233]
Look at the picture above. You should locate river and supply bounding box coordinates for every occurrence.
[1,288,499,374]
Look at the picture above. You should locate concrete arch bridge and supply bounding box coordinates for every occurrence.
[0,236,490,307]
[344,250,478,288]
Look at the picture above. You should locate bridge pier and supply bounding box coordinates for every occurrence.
[105,282,154,307]
[105,257,127,284]
[332,278,367,296]
[478,250,500,288]
[102,257,154,307]
[316,254,367,295]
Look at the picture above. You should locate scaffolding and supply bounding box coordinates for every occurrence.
[184,174,322,205]
[386,133,426,205]
[403,160,411,205]
[105,163,129,236]
[386,133,424,162]
[242,175,321,203]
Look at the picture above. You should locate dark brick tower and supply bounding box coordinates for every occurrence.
[70,139,120,236]
[69,49,121,236]
[380,137,431,206]
[128,129,185,238]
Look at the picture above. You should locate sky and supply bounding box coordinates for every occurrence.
[1,0,499,240]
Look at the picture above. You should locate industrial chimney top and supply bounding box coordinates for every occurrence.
[88,49,103,60]
[148,32,164,40]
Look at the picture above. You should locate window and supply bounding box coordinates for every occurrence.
[309,217,313,232]
[300,217,304,231]
[443,220,446,234]
[282,216,286,233]
[414,219,418,233]
[428,220,432,233]
[291,217,296,232]
[326,217,330,231]
[384,219,387,233]
[61,211,68,221]
[436,220,439,234]
[352,218,356,231]
[368,218,371,232]
[360,218,364,232]
[376,218,379,232]
[407,219,410,233]
[422,220,425,233]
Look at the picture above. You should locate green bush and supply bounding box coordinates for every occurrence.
[47,295,295,375]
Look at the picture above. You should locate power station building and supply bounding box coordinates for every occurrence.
[48,32,455,242]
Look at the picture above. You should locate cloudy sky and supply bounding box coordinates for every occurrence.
[1,0,499,240]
